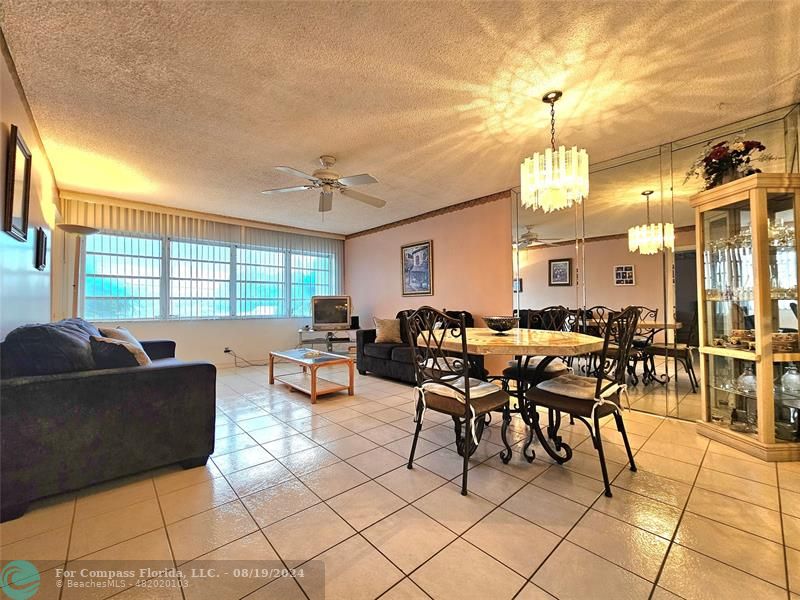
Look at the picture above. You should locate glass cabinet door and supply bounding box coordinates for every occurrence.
[702,197,755,349]
[768,190,800,442]
[775,361,800,442]
[766,190,798,336]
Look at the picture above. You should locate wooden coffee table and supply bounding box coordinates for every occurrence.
[269,348,354,404]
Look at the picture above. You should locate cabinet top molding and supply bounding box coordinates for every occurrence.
[690,173,800,208]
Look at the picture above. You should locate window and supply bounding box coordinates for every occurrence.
[84,234,162,320]
[169,240,231,318]
[290,252,333,317]
[82,233,339,321]
[236,247,285,317]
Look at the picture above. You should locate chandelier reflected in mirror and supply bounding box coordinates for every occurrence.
[628,190,675,255]
[520,90,589,213]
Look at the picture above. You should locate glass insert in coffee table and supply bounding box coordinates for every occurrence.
[268,348,354,404]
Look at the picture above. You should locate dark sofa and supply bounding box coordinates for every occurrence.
[0,318,216,521]
[357,310,485,384]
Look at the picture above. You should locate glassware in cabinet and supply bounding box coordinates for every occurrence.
[707,354,758,434]
[775,361,800,442]
[701,198,756,351]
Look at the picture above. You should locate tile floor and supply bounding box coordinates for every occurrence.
[2,361,798,600]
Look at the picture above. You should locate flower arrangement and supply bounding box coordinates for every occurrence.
[685,137,776,190]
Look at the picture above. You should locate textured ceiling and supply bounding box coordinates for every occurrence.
[1,1,798,235]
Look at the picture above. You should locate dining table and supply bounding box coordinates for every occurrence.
[435,327,605,465]
[583,319,682,330]
[581,319,683,385]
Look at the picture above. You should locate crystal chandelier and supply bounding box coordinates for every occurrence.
[520,90,589,213]
[628,190,675,255]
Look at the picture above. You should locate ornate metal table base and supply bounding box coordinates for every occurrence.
[512,355,575,465]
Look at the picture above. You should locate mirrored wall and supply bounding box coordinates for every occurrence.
[512,103,800,419]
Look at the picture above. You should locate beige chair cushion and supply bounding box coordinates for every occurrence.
[423,378,500,401]
[536,372,620,400]
[423,388,509,417]
[507,356,568,374]
[373,317,403,343]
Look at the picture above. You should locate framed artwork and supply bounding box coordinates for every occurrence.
[4,124,32,242]
[402,240,433,296]
[614,265,636,286]
[548,258,572,286]
[35,227,47,271]
[513,277,523,293]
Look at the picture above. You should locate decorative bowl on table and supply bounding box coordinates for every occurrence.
[484,316,519,336]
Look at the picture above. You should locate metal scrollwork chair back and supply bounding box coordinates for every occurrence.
[404,306,513,495]
[625,305,659,386]
[529,306,571,331]
[501,305,573,391]
[595,306,641,398]
[526,305,640,497]
[406,307,470,392]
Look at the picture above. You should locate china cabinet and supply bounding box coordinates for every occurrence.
[694,173,800,461]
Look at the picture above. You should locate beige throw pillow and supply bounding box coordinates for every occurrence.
[374,317,403,343]
[90,335,152,367]
[99,326,140,345]
[98,326,152,362]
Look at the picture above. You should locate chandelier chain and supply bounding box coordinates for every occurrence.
[550,101,556,151]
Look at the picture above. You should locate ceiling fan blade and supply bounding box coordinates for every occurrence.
[338,173,378,186]
[274,166,318,181]
[319,190,333,212]
[261,185,313,194]
[340,187,386,208]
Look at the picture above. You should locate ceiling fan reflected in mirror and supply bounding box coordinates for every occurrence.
[261,155,386,212]
[513,225,565,248]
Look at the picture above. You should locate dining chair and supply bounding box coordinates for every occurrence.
[404,306,513,495]
[525,306,640,497]
[578,305,616,377]
[625,306,659,386]
[501,306,573,387]
[645,310,699,393]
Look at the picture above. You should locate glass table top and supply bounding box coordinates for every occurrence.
[270,348,351,365]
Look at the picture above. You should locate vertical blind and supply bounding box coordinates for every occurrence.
[62,197,343,321]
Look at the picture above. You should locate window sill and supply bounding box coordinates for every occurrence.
[89,316,312,323]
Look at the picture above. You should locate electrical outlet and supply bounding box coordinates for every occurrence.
[224,347,231,353]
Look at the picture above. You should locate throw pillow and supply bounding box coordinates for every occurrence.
[98,327,150,357]
[90,336,152,369]
[374,317,403,344]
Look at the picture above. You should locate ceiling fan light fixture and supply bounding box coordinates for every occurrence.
[520,90,589,213]
[262,155,386,212]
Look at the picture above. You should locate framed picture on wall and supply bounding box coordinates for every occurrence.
[614,265,636,286]
[4,124,32,242]
[401,240,433,296]
[35,227,47,271]
[548,258,572,286]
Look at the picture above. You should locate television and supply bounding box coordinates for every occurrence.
[312,295,351,330]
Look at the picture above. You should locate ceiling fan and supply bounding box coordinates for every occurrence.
[513,226,565,248]
[261,155,386,213]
